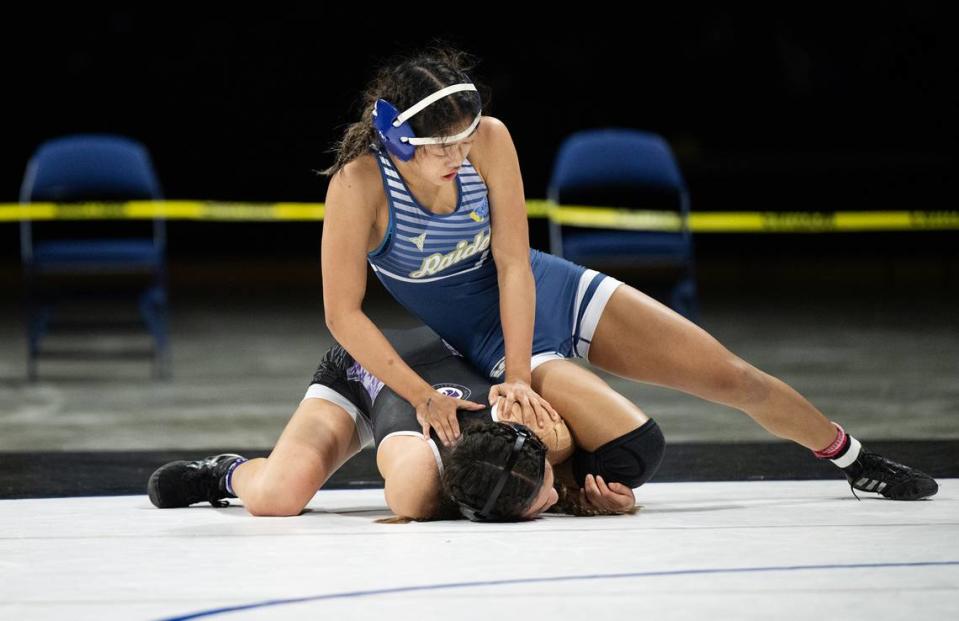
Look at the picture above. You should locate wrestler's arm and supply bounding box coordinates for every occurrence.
[483,117,535,385]
[322,161,435,412]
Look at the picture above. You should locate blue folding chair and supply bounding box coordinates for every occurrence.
[547,128,700,322]
[19,133,171,380]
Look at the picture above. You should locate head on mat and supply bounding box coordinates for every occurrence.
[441,421,559,521]
[317,41,487,181]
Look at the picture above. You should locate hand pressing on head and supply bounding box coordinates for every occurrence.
[488,380,559,430]
[494,396,573,464]
[415,390,486,446]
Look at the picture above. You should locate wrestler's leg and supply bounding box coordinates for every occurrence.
[230,398,361,516]
[586,283,836,452]
[529,358,657,492]
[530,358,650,453]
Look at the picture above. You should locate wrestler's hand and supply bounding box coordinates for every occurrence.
[494,395,547,430]
[415,391,485,447]
[581,474,636,514]
[495,396,574,463]
[488,380,559,429]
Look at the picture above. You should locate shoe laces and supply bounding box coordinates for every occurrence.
[186,458,231,509]
[846,451,915,501]
[847,479,861,502]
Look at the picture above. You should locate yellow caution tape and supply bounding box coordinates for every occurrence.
[1,201,956,232]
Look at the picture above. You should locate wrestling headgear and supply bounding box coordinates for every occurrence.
[372,82,482,162]
[455,422,547,522]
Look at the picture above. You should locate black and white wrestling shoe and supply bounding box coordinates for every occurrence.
[835,437,938,501]
[147,453,248,508]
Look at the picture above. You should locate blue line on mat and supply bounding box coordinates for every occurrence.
[158,560,959,620]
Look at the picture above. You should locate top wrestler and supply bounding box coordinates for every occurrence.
[148,43,937,515]
[314,44,937,502]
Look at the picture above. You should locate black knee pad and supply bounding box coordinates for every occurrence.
[571,418,665,489]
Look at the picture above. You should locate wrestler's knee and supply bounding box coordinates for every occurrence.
[571,417,666,489]
[244,478,318,517]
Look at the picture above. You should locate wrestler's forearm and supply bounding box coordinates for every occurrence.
[497,264,535,384]
[327,310,435,407]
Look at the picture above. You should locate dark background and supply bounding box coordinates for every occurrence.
[1,6,955,273]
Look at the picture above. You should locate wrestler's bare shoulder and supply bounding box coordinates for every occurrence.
[332,153,390,254]
[330,152,381,206]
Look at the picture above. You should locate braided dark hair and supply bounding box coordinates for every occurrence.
[317,39,490,179]
[441,421,547,521]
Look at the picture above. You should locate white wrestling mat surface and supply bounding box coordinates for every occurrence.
[1,479,956,620]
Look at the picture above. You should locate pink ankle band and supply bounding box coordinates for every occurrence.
[813,422,847,458]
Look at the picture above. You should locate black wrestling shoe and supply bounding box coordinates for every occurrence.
[147,453,247,509]
[841,447,939,501]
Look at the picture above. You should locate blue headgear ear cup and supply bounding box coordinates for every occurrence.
[371,83,481,162]
[373,98,417,161]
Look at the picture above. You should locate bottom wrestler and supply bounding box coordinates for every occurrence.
[147,324,665,521]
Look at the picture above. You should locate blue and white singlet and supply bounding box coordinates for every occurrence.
[366,144,624,380]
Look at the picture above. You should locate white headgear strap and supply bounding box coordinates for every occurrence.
[393,83,482,146]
